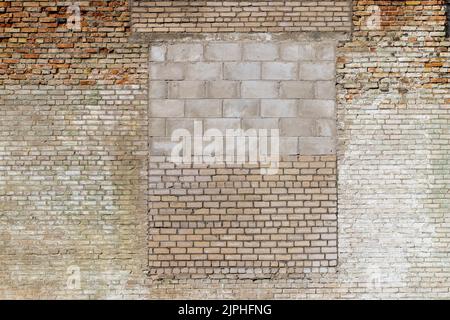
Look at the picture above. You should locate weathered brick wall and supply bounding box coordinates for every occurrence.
[131,0,352,33]
[1,0,450,299]
[335,0,450,298]
[0,1,150,298]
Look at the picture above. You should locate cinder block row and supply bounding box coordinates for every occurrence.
[150,62,335,81]
[149,80,336,99]
[150,99,335,119]
[151,118,284,134]
[150,42,337,63]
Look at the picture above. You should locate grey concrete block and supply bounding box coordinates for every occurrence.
[204,118,241,132]
[207,81,239,98]
[280,137,299,155]
[149,119,166,136]
[280,118,315,136]
[150,63,184,80]
[280,81,314,99]
[316,119,336,137]
[167,43,203,62]
[150,45,166,62]
[185,99,222,117]
[299,62,335,81]
[316,81,336,99]
[224,62,261,80]
[241,81,279,98]
[169,81,206,99]
[316,42,336,61]
[166,119,197,136]
[280,43,300,61]
[150,100,184,117]
[262,62,297,80]
[150,137,178,156]
[205,43,241,61]
[186,62,222,80]
[243,43,279,61]
[223,99,259,118]
[298,137,335,155]
[298,43,317,60]
[149,81,167,99]
[242,118,279,130]
[261,99,297,117]
[298,99,335,118]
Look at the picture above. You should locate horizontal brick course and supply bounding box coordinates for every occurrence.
[131,0,352,33]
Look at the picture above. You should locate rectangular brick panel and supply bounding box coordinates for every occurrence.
[148,155,338,279]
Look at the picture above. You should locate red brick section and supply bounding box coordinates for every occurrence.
[343,0,449,99]
[354,0,447,32]
[0,1,143,85]
[131,0,352,33]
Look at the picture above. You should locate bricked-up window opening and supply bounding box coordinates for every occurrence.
[148,40,339,279]
[446,0,450,37]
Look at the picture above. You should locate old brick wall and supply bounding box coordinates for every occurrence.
[0,1,149,298]
[336,0,450,298]
[1,0,450,299]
